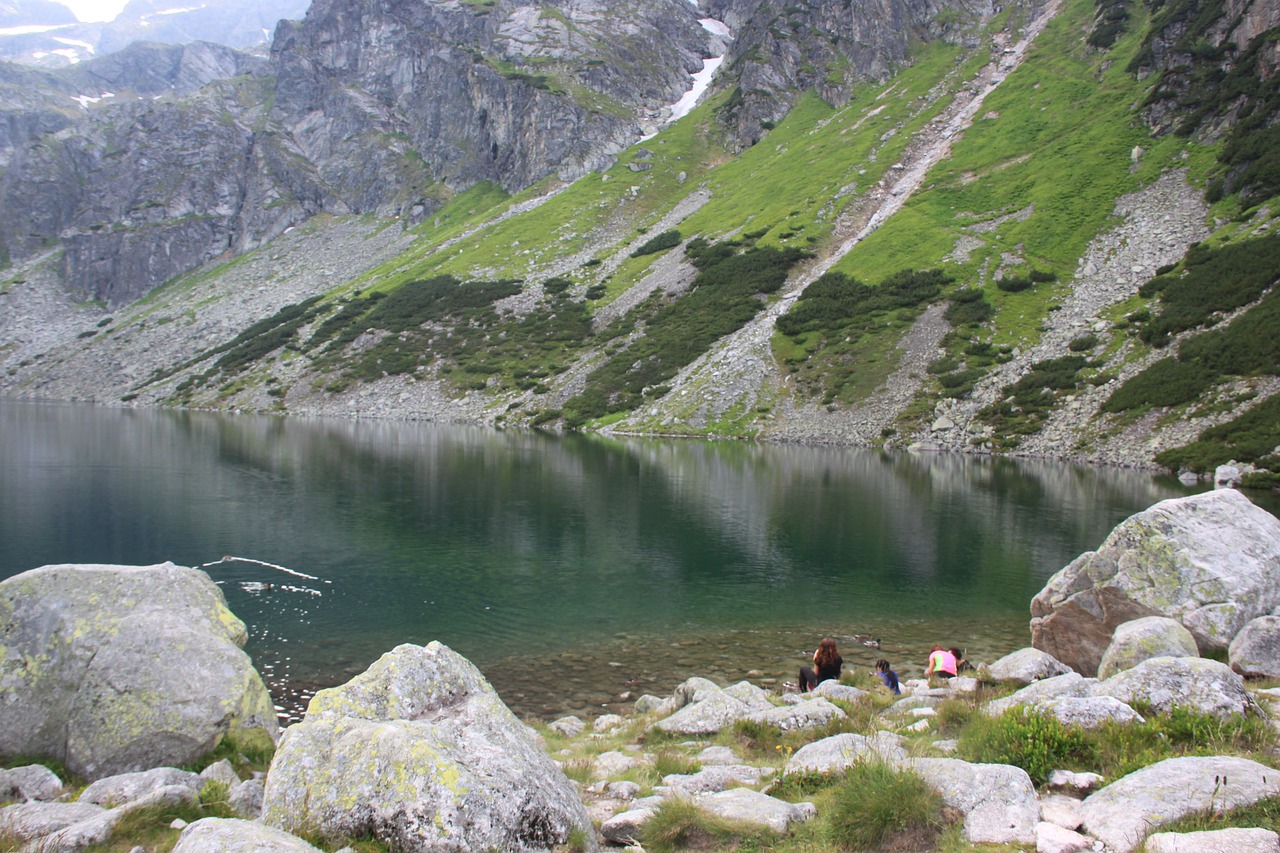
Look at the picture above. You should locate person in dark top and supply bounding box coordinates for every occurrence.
[875,658,901,695]
[799,637,843,692]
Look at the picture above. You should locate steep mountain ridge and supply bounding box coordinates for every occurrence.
[3,0,1280,480]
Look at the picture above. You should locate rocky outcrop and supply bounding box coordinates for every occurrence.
[1031,490,1280,675]
[707,0,966,146]
[0,562,279,780]
[261,642,594,852]
[1080,756,1280,853]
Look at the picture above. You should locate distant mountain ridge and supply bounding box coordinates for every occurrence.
[0,0,309,66]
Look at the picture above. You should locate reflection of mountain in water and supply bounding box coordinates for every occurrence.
[0,401,1218,719]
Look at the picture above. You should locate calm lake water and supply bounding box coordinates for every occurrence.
[0,400,1243,722]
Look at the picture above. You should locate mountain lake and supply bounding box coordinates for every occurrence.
[5,399,1271,723]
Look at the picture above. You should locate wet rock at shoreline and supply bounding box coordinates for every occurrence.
[0,563,280,780]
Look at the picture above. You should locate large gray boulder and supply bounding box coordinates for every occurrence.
[1145,827,1280,853]
[984,672,1097,718]
[0,563,279,780]
[985,648,1072,684]
[1230,615,1280,679]
[910,759,1038,845]
[0,802,106,844]
[660,765,771,796]
[1096,657,1254,720]
[1031,490,1280,675]
[1097,617,1199,679]
[1039,696,1145,729]
[695,788,814,833]
[173,818,324,852]
[1080,756,1280,853]
[78,767,202,807]
[261,642,594,852]
[745,697,846,731]
[784,732,907,776]
[0,765,63,803]
[653,691,751,735]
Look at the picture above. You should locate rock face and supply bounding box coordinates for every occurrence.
[261,642,594,852]
[0,563,279,780]
[0,0,712,307]
[1031,490,1280,675]
[707,0,963,146]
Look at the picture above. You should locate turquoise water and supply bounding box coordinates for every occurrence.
[0,400,1226,720]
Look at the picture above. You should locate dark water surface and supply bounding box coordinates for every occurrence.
[0,400,1232,721]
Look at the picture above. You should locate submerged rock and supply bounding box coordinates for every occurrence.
[261,642,594,852]
[0,563,279,780]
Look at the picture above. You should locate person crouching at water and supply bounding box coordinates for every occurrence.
[875,659,900,695]
[800,637,842,692]
[926,644,958,679]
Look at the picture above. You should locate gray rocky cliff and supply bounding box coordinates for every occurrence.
[267,0,712,205]
[706,0,975,146]
[1,0,717,303]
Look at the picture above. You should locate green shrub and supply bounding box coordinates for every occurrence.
[729,718,785,757]
[1102,357,1218,413]
[996,275,1032,292]
[1137,236,1280,346]
[563,244,809,423]
[958,708,1092,784]
[944,288,993,326]
[641,798,778,852]
[776,268,949,337]
[1068,334,1099,352]
[630,230,682,258]
[826,760,950,851]
[1156,393,1280,472]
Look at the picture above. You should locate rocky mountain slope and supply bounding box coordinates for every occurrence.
[2,0,1279,479]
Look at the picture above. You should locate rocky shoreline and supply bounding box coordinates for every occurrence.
[3,488,1280,852]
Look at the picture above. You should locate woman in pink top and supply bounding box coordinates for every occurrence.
[925,644,958,679]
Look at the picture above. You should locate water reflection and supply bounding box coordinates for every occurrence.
[0,400,1225,720]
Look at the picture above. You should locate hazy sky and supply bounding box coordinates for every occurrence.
[63,0,130,23]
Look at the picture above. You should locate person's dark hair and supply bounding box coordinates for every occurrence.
[950,647,964,659]
[876,659,891,672]
[815,637,840,669]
